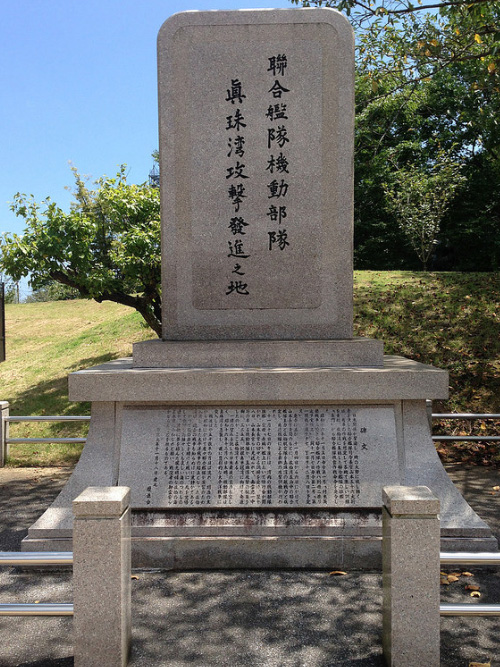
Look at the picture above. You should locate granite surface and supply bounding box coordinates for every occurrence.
[158,8,355,340]
[69,355,449,402]
[382,487,441,665]
[73,487,131,667]
[133,338,384,368]
[118,405,400,509]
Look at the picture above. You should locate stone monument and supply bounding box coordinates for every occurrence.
[22,7,497,567]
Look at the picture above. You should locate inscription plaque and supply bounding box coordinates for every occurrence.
[119,406,400,508]
[189,39,322,310]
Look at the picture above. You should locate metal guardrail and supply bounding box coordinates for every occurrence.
[7,437,86,444]
[431,411,500,443]
[440,604,500,617]
[6,416,91,422]
[0,604,74,617]
[2,408,498,456]
[0,486,130,664]
[0,552,73,566]
[440,551,500,617]
[0,551,74,616]
[434,414,500,419]
[3,414,89,449]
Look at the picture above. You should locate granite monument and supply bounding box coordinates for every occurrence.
[22,8,497,567]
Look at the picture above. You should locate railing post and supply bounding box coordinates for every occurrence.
[0,401,9,467]
[72,486,131,667]
[382,485,441,667]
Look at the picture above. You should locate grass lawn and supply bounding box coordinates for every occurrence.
[0,271,498,466]
[1,300,151,466]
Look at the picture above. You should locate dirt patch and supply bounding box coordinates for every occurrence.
[0,466,73,486]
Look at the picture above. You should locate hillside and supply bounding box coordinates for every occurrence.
[0,271,498,465]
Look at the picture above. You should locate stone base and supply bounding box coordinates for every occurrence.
[22,531,497,571]
[132,338,384,369]
[22,356,498,568]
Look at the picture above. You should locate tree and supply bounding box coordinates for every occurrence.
[25,282,81,302]
[1,167,162,335]
[291,0,500,97]
[295,0,500,272]
[383,152,465,269]
[3,283,19,304]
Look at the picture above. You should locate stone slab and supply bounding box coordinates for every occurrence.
[133,536,379,570]
[118,405,400,509]
[73,486,131,517]
[158,8,355,340]
[382,485,440,516]
[69,355,449,402]
[131,510,383,537]
[132,338,384,368]
[22,397,497,568]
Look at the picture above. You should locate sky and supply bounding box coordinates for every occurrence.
[1,0,293,297]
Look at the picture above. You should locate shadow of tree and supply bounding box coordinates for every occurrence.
[0,456,499,665]
[0,470,72,551]
[7,353,121,418]
[130,570,384,667]
[354,272,500,413]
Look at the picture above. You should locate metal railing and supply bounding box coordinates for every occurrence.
[5,414,89,445]
[0,406,90,464]
[440,551,500,616]
[0,551,74,616]
[431,409,500,443]
[1,403,497,467]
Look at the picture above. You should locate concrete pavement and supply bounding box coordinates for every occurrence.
[0,465,498,666]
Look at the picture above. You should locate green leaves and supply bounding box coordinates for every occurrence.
[291,0,500,96]
[1,167,162,336]
[383,152,465,269]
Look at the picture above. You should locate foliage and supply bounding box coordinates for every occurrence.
[26,282,81,302]
[353,61,500,270]
[383,152,465,269]
[1,166,162,335]
[290,0,500,95]
[3,283,19,304]
[291,0,500,272]
[354,271,500,465]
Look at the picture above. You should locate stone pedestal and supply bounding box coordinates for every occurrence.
[73,487,131,667]
[21,343,497,568]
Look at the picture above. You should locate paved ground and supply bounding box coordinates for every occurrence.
[0,464,499,666]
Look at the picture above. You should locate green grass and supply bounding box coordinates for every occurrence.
[1,272,498,466]
[1,300,152,466]
[354,272,499,413]
[354,272,500,465]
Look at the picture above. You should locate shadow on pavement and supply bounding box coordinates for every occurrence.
[0,465,499,666]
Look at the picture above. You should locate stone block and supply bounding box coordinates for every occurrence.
[158,8,355,340]
[132,338,384,368]
[382,486,440,666]
[73,487,131,667]
[69,356,449,403]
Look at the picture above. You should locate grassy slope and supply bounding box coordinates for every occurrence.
[1,271,498,466]
[354,272,500,465]
[1,300,152,465]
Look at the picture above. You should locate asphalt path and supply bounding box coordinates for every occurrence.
[0,464,498,666]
